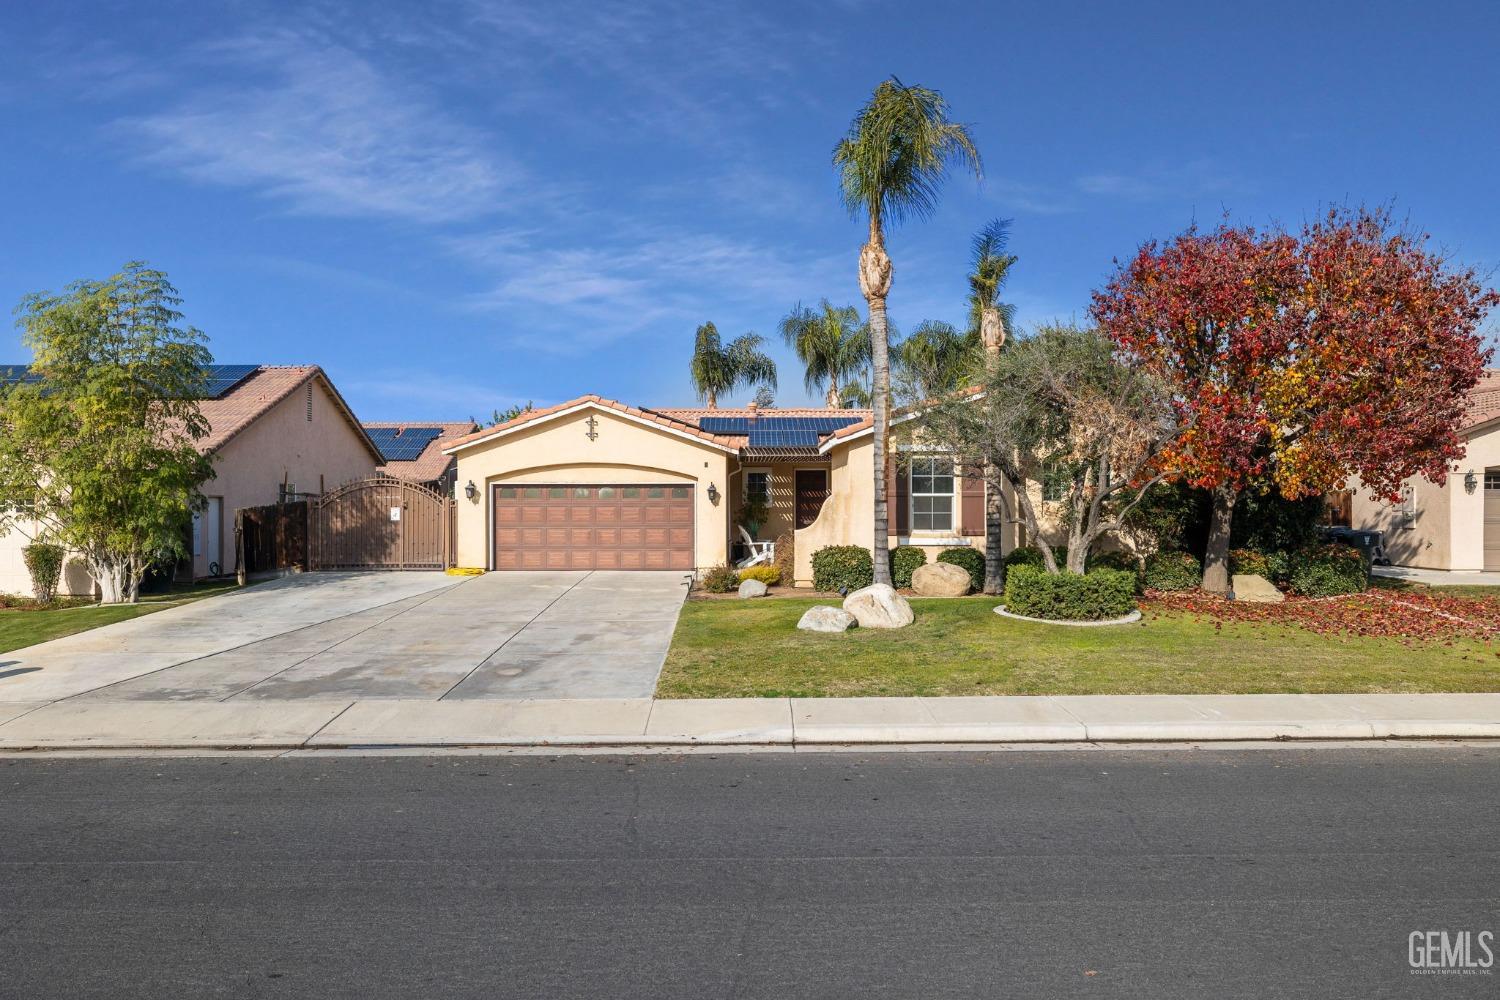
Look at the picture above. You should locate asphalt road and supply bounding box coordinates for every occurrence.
[1,746,1497,999]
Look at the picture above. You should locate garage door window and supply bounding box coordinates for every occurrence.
[622,487,639,498]
[499,486,517,499]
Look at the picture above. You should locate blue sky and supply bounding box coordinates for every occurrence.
[2,0,1497,420]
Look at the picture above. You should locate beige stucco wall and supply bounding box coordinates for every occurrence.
[0,519,94,598]
[194,377,379,579]
[790,437,1013,587]
[450,406,733,572]
[1352,424,1498,571]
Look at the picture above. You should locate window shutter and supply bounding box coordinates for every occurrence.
[891,453,908,535]
[959,465,985,536]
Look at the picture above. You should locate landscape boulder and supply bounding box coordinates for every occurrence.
[911,561,972,597]
[1231,574,1285,604]
[738,578,769,599]
[797,605,857,632]
[842,583,915,629]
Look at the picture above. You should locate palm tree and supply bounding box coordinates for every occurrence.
[688,321,777,408]
[968,218,1017,352]
[967,218,1018,594]
[833,78,980,586]
[777,300,872,408]
[894,319,979,400]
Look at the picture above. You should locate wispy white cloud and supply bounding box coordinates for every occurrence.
[346,370,532,422]
[1076,159,1249,202]
[116,30,522,222]
[447,226,847,353]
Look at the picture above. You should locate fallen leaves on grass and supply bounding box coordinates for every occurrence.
[1145,588,1499,642]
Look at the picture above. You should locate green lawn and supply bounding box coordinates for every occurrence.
[658,597,1500,698]
[0,581,243,654]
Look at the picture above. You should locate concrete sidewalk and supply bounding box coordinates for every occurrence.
[1,693,1498,750]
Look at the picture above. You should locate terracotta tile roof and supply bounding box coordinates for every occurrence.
[819,386,984,445]
[1464,370,1500,431]
[365,421,477,483]
[440,395,743,453]
[654,406,872,421]
[196,366,307,452]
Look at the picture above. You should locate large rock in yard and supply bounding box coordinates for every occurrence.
[842,583,915,629]
[738,578,769,599]
[797,605,856,632]
[911,561,972,597]
[1231,573,1284,603]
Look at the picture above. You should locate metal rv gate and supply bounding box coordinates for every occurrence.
[311,477,454,570]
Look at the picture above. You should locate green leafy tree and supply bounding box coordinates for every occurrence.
[894,320,978,400]
[688,321,777,409]
[777,300,872,408]
[0,263,215,604]
[834,77,981,586]
[491,401,534,425]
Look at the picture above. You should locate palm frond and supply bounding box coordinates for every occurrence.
[833,77,982,230]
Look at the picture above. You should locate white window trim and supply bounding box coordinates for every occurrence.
[742,467,772,506]
[908,454,958,535]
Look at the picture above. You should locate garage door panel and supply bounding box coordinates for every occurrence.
[494,483,694,571]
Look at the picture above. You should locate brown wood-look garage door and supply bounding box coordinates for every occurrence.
[1485,471,1500,571]
[492,483,694,570]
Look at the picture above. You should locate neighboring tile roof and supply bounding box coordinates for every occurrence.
[365,421,477,482]
[1464,370,1500,432]
[195,365,382,461]
[440,395,745,453]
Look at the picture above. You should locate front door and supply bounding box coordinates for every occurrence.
[795,470,829,530]
[193,497,223,576]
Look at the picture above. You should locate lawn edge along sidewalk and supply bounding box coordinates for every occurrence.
[1,693,1499,750]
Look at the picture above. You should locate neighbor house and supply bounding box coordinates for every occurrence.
[363,421,478,495]
[1351,370,1500,572]
[440,394,1027,586]
[0,364,383,596]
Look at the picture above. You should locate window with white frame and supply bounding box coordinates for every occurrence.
[909,455,954,532]
[745,470,770,506]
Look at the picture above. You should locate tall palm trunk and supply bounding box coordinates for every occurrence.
[706,390,718,409]
[860,214,894,586]
[980,305,1006,593]
[826,384,841,408]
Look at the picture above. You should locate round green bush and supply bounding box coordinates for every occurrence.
[1003,545,1067,570]
[812,545,874,593]
[22,543,64,604]
[1228,548,1271,578]
[1288,543,1368,597]
[1003,565,1137,621]
[1143,550,1201,591]
[699,564,740,594]
[937,547,985,591]
[890,545,927,589]
[737,565,781,586]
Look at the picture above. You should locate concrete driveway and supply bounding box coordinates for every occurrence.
[0,571,689,703]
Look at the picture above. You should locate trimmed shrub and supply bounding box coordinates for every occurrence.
[1228,548,1271,578]
[738,565,782,586]
[1263,550,1292,583]
[890,545,927,589]
[812,545,874,593]
[23,543,65,604]
[699,564,740,594]
[937,547,985,591]
[1087,549,1143,594]
[1143,551,1201,591]
[1003,545,1067,570]
[1003,565,1137,621]
[1288,543,1368,597]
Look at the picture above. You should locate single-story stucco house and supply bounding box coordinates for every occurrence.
[0,364,383,597]
[363,421,478,495]
[1351,370,1500,572]
[439,394,1025,587]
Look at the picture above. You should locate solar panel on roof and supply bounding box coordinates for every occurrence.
[698,416,752,434]
[0,365,39,386]
[747,428,821,449]
[202,364,260,399]
[367,425,443,463]
[700,414,862,436]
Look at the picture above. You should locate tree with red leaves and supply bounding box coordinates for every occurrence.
[1093,208,1496,594]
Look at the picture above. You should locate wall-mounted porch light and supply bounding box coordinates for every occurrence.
[706,482,720,505]
[1465,471,1478,494]
[464,480,478,501]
